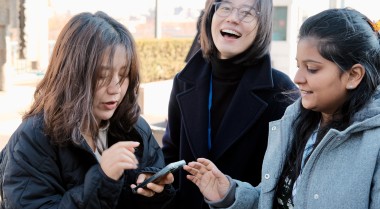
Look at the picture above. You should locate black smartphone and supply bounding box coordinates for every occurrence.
[132,160,186,193]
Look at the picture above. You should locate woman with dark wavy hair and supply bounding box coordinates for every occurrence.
[184,8,380,209]
[0,11,174,209]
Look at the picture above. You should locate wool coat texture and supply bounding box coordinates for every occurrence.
[162,51,298,209]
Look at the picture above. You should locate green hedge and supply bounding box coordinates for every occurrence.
[136,38,193,83]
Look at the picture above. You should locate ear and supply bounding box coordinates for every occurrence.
[346,64,365,90]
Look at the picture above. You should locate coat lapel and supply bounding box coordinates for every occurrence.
[176,54,275,160]
[210,56,274,160]
[210,84,268,160]
[177,56,211,158]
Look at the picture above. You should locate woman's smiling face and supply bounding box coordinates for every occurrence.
[211,0,259,59]
[294,37,350,118]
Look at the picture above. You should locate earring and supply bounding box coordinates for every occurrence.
[348,85,354,89]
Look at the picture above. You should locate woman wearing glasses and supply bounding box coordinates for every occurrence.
[162,0,299,208]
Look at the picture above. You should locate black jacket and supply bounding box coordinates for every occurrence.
[162,51,299,209]
[0,115,174,209]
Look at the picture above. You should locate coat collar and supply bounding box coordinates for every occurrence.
[176,51,276,160]
[178,51,274,90]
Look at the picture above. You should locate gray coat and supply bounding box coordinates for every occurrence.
[214,87,380,209]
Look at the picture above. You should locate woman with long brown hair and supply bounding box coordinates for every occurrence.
[0,11,174,209]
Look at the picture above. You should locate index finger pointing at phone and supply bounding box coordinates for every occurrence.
[114,141,140,152]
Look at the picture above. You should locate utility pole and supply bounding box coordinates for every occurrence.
[154,0,161,38]
[0,0,9,91]
[19,0,25,59]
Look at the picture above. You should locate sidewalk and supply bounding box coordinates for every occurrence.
[0,72,40,149]
[0,73,171,150]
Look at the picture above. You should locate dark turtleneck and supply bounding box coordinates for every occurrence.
[209,54,248,143]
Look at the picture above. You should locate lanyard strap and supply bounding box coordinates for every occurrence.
[208,76,213,150]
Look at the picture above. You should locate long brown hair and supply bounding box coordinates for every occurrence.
[24,11,141,145]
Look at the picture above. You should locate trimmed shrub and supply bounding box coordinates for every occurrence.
[136,38,193,83]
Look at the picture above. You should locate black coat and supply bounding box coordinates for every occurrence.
[162,51,299,209]
[0,115,174,209]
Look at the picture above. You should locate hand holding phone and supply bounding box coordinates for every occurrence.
[132,160,186,193]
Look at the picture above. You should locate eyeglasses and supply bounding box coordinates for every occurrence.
[213,2,259,23]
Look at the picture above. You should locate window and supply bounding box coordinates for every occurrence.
[273,6,287,41]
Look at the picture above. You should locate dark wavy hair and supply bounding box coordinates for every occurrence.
[281,8,380,193]
[23,11,141,145]
[199,0,273,65]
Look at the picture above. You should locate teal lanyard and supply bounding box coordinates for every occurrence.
[208,76,212,150]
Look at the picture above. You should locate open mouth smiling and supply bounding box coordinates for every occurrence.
[221,29,242,38]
